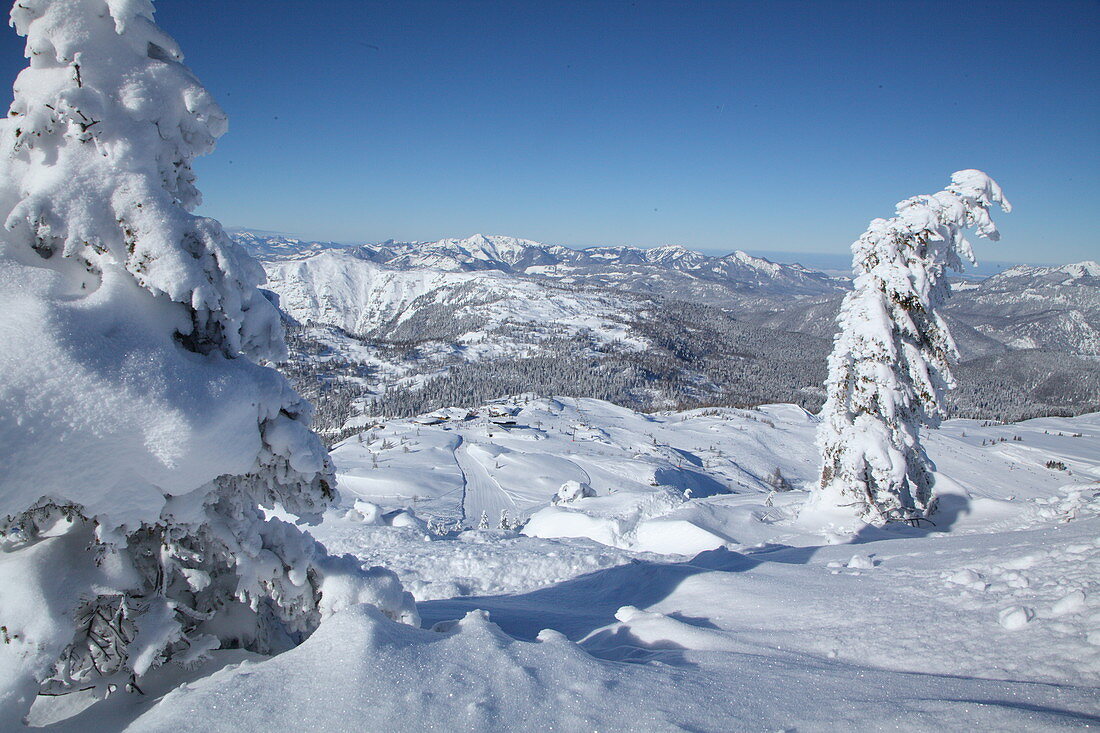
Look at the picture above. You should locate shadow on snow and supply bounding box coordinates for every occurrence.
[419,493,974,658]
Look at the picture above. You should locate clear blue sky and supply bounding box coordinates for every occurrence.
[1,1,1097,263]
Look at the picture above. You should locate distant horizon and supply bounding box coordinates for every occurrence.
[228,226,1076,274]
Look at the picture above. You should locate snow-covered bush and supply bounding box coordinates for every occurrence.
[0,0,412,722]
[811,170,1011,524]
[552,480,596,505]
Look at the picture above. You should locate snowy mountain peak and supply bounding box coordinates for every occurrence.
[645,244,700,260]
[985,260,1100,288]
[727,250,768,266]
[456,234,547,261]
[1060,261,1100,278]
[722,250,788,275]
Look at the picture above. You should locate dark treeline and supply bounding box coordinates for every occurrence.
[948,350,1100,422]
[279,299,1100,439]
[358,300,830,419]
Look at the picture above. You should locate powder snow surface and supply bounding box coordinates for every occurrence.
[22,399,1100,731]
[0,255,317,533]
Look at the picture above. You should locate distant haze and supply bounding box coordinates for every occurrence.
[228,226,1064,275]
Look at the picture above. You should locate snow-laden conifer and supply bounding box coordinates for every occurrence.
[0,0,414,721]
[811,170,1011,524]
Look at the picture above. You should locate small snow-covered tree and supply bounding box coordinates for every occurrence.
[0,0,413,722]
[811,170,1010,524]
[766,467,791,492]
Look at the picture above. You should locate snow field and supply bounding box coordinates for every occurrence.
[124,519,1100,731]
[10,397,1099,730]
[193,400,1095,730]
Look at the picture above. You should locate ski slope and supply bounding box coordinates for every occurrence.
[454,436,519,523]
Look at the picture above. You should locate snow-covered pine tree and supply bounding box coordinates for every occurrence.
[811,170,1010,525]
[0,0,413,721]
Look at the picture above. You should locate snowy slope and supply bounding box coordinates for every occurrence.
[328,398,820,531]
[263,249,643,342]
[985,260,1100,286]
[263,248,838,425]
[325,397,1100,553]
[30,400,1100,730]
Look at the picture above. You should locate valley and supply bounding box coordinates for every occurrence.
[233,232,1100,435]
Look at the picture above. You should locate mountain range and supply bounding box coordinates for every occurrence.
[231,231,1100,434]
[238,232,846,307]
[736,259,1100,359]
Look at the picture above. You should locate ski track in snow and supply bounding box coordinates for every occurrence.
[451,433,469,524]
[454,436,517,524]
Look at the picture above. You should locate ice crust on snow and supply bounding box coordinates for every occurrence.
[126,495,1100,731]
[126,580,1100,732]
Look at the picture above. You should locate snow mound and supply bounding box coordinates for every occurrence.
[552,480,596,505]
[524,487,734,555]
[998,605,1036,630]
[315,555,419,626]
